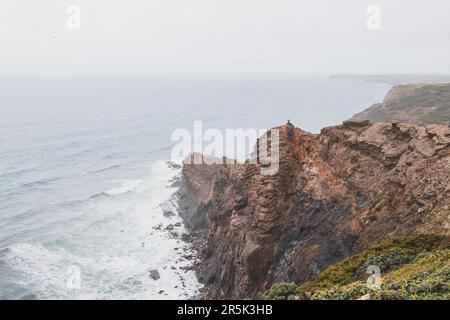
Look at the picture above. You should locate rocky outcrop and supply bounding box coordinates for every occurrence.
[178,121,450,299]
[351,83,450,126]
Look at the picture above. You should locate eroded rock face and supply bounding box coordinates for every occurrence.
[178,122,450,299]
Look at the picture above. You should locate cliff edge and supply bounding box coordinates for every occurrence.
[178,121,450,299]
[351,83,450,126]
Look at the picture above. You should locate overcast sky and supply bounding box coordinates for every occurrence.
[1,0,450,78]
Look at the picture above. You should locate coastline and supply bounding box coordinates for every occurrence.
[174,121,450,299]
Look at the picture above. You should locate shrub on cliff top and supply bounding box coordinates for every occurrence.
[263,282,300,300]
[355,250,415,278]
[265,235,448,300]
[311,283,372,300]
[300,234,445,292]
[308,248,450,300]
[377,250,450,300]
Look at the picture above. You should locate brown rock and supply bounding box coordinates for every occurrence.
[414,139,436,157]
[178,122,450,299]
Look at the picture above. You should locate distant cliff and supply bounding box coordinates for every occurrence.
[331,74,450,85]
[178,121,450,299]
[351,83,450,126]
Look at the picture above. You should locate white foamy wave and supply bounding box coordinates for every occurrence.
[4,160,201,300]
[4,243,92,299]
[104,179,143,196]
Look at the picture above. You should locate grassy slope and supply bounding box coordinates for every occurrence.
[263,234,450,300]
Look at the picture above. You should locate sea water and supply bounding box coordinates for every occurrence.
[0,77,389,299]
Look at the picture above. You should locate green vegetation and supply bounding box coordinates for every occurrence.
[310,250,449,300]
[262,282,300,300]
[263,234,450,300]
[300,234,444,292]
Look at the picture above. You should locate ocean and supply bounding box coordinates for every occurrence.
[0,77,389,299]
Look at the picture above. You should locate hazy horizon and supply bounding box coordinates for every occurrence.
[1,0,450,78]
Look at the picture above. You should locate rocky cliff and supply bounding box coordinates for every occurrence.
[351,83,450,126]
[178,121,450,299]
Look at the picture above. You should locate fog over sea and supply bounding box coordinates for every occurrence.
[0,77,389,299]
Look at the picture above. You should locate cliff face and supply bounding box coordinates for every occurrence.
[351,83,450,126]
[179,121,450,299]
